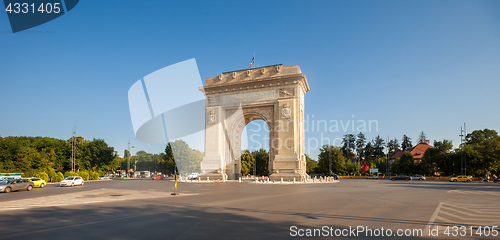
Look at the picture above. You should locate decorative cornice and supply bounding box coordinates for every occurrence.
[202,64,309,95]
[202,74,307,95]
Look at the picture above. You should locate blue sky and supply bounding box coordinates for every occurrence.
[1,0,499,160]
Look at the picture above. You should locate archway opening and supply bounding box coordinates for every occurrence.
[241,119,269,177]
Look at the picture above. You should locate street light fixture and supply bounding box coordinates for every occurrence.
[127,139,135,178]
[460,123,467,176]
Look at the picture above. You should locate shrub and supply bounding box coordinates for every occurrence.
[91,172,99,180]
[5,173,10,176]
[79,170,89,181]
[35,172,49,182]
[53,172,64,182]
[45,168,57,182]
[22,170,35,177]
[64,171,79,177]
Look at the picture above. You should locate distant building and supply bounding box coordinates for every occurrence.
[389,140,433,163]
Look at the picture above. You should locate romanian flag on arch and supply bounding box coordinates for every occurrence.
[248,55,255,68]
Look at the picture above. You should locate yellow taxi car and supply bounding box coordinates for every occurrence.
[22,177,47,188]
[449,175,472,182]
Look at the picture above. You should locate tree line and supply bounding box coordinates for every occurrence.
[0,136,118,181]
[122,140,202,175]
[312,129,500,177]
[3,128,497,180]
[0,137,204,180]
[241,149,269,176]
[339,132,427,162]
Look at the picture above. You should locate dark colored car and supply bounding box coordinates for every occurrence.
[0,179,34,193]
[390,175,412,181]
[494,178,499,183]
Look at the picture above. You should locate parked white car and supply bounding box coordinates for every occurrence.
[0,176,21,181]
[187,173,199,180]
[60,176,84,187]
[98,176,110,180]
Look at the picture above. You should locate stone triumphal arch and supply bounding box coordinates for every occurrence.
[200,64,309,181]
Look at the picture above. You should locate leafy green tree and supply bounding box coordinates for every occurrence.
[53,172,64,182]
[373,135,385,159]
[45,167,57,182]
[316,145,345,174]
[241,150,254,175]
[421,148,438,175]
[364,142,374,163]
[344,160,362,175]
[79,170,89,181]
[393,152,415,175]
[466,129,500,145]
[433,139,453,153]
[305,154,317,173]
[341,134,356,159]
[91,171,100,180]
[164,143,177,174]
[252,149,269,176]
[101,157,120,173]
[374,157,388,175]
[170,140,202,174]
[81,139,116,171]
[35,171,49,182]
[402,135,412,151]
[64,171,79,177]
[355,132,366,159]
[388,138,401,155]
[133,150,157,171]
[464,129,500,176]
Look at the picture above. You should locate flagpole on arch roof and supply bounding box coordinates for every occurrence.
[248,53,255,68]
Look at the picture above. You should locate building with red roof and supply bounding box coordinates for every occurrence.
[389,140,434,163]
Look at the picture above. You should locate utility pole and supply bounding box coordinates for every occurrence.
[386,136,389,178]
[459,123,467,176]
[253,154,256,181]
[329,145,332,176]
[464,123,467,176]
[71,126,76,172]
[127,139,134,178]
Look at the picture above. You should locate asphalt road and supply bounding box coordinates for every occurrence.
[0,179,499,239]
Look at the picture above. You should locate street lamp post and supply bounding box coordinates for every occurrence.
[386,136,389,178]
[329,145,332,176]
[253,155,256,181]
[127,139,135,178]
[460,123,467,176]
[71,126,76,172]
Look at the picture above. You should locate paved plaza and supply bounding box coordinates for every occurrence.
[0,179,499,239]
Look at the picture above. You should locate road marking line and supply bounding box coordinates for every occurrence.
[447,190,500,196]
[0,189,197,212]
[440,205,499,217]
[425,202,500,236]
[424,202,443,235]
